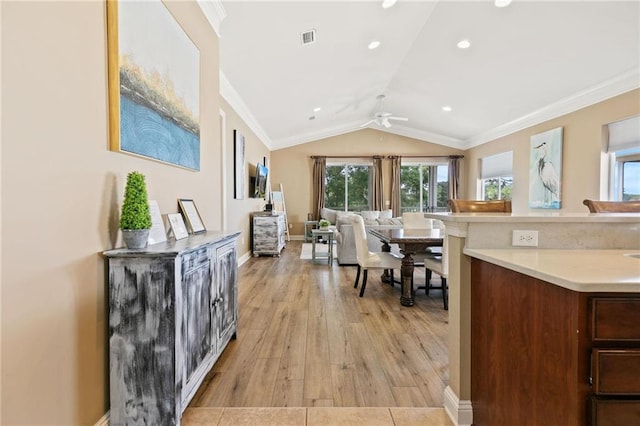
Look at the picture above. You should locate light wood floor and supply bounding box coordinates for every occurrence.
[189,240,449,410]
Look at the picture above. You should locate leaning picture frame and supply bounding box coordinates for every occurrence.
[167,213,189,240]
[178,199,206,234]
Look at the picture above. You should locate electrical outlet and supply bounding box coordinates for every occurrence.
[512,230,539,247]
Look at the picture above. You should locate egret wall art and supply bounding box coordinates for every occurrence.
[529,127,563,209]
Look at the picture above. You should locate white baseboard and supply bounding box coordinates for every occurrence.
[95,411,109,426]
[443,386,473,426]
[237,250,252,266]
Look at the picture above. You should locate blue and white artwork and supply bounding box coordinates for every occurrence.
[110,0,200,170]
[529,127,563,209]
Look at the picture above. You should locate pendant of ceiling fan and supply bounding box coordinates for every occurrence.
[360,94,408,128]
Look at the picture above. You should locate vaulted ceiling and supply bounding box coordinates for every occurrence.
[219,1,640,151]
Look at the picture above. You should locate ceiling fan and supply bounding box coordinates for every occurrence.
[360,94,408,129]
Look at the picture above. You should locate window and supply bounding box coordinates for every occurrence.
[324,162,372,211]
[614,152,640,201]
[607,116,640,201]
[400,162,448,213]
[480,151,513,201]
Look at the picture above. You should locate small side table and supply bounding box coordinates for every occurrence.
[304,220,318,242]
[310,228,335,265]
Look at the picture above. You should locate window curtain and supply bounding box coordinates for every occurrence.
[390,156,401,217]
[448,156,461,201]
[312,156,326,220]
[371,156,383,210]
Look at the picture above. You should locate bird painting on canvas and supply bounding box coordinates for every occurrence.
[529,127,563,209]
[534,142,559,203]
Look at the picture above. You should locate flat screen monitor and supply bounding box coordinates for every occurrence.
[254,163,268,199]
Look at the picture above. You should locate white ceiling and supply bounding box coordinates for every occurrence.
[218,1,640,151]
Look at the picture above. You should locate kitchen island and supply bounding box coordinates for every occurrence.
[424,213,640,426]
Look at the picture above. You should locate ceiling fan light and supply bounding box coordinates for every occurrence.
[457,39,471,49]
[382,0,398,9]
[495,0,512,7]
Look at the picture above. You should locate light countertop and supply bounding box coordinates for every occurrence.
[464,248,640,292]
[426,212,640,223]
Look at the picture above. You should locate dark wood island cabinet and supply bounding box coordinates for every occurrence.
[471,259,640,426]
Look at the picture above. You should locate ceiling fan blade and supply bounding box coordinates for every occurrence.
[360,119,375,128]
[389,116,408,121]
[382,120,392,129]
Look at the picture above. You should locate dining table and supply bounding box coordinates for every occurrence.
[368,227,443,307]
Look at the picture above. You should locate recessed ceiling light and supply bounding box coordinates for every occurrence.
[495,0,512,7]
[368,40,381,50]
[442,106,452,112]
[313,107,322,112]
[382,0,398,9]
[457,39,471,49]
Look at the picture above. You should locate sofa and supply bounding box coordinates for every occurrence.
[320,208,403,265]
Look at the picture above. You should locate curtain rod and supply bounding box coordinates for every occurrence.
[310,155,464,159]
[310,155,384,159]
[388,154,464,159]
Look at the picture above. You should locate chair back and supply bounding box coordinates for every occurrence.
[448,199,512,213]
[402,212,434,229]
[582,199,640,213]
[349,215,371,264]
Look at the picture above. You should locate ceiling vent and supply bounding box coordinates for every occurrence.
[301,29,316,45]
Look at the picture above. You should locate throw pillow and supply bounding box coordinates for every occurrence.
[379,209,393,219]
[377,218,403,225]
[360,210,380,221]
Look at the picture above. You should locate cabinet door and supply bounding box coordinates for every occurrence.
[253,216,276,252]
[215,241,238,352]
[277,215,286,247]
[181,249,213,385]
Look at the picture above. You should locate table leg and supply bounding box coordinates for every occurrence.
[312,237,317,261]
[380,242,392,283]
[400,253,415,307]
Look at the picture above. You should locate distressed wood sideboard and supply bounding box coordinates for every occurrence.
[104,231,240,425]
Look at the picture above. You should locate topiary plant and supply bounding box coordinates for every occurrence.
[120,171,152,230]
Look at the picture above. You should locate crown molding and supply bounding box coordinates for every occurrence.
[465,68,640,149]
[219,71,273,150]
[271,121,466,151]
[379,124,467,150]
[272,121,366,150]
[197,0,226,38]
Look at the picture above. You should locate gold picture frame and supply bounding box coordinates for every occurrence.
[178,199,206,234]
[106,0,200,170]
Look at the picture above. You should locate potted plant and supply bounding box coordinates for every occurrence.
[318,219,331,230]
[120,171,152,249]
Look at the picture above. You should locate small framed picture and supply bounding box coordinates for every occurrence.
[147,200,167,245]
[178,199,206,234]
[168,213,189,240]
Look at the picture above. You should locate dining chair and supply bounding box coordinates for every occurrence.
[423,228,448,310]
[448,199,512,213]
[350,215,403,297]
[582,199,640,213]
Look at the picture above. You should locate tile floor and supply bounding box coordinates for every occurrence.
[182,407,454,426]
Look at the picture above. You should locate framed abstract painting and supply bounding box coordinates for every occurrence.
[233,130,245,199]
[107,0,200,170]
[529,127,563,209]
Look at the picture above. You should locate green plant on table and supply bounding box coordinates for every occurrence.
[318,219,331,228]
[120,171,152,230]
